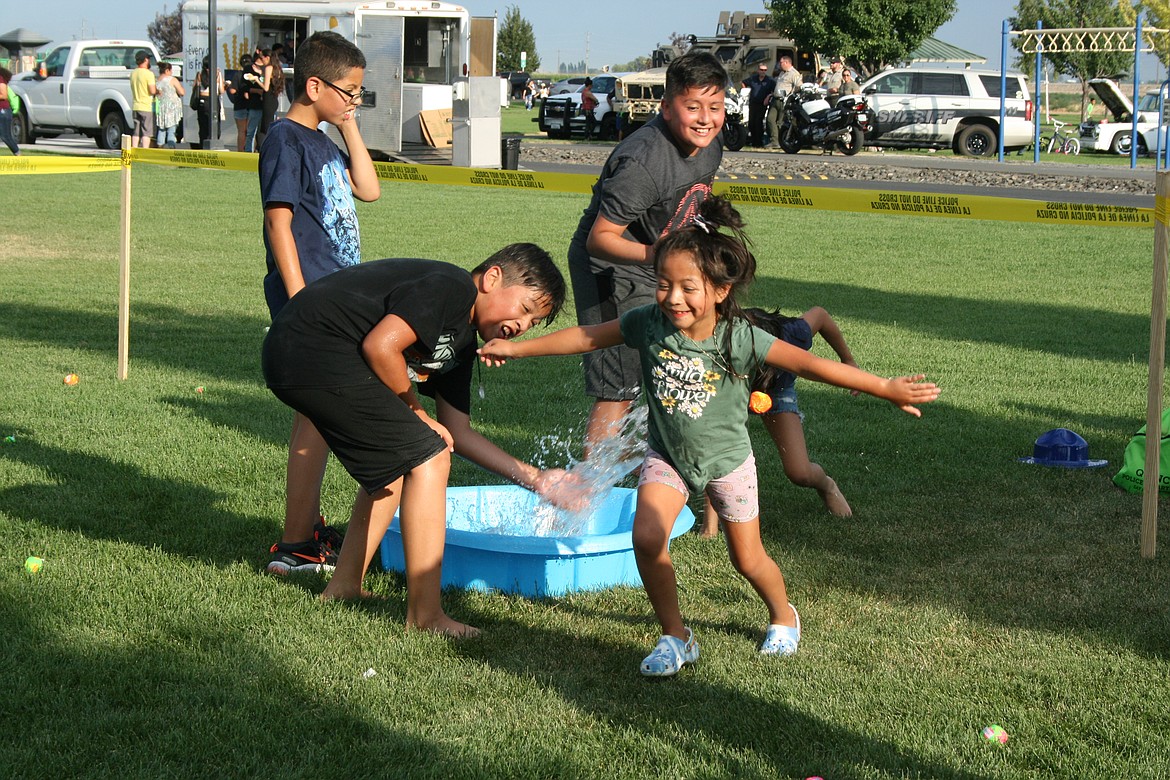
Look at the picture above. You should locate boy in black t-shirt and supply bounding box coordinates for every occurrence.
[260,32,380,577]
[262,244,568,637]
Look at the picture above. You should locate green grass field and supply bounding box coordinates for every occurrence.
[2,163,1168,778]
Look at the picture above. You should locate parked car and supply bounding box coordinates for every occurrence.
[860,67,1034,156]
[1079,78,1168,155]
[535,73,627,140]
[10,39,163,149]
[549,76,586,95]
[498,71,531,101]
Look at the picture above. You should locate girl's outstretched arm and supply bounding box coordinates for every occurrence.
[765,339,939,416]
[479,319,623,366]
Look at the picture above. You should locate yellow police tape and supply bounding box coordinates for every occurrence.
[0,155,121,175]
[2,148,1155,228]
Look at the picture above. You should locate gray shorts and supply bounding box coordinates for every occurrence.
[133,110,155,139]
[568,240,654,401]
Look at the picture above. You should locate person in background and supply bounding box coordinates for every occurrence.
[130,50,158,148]
[193,55,225,149]
[228,54,254,152]
[839,68,861,98]
[0,67,20,156]
[581,77,599,140]
[767,55,802,148]
[154,61,185,149]
[257,48,286,149]
[242,52,266,152]
[742,62,775,147]
[821,57,845,105]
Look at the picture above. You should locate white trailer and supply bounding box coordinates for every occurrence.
[181,0,495,157]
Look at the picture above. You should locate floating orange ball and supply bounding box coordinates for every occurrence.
[749,391,772,414]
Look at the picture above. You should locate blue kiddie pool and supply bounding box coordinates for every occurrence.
[379,485,695,597]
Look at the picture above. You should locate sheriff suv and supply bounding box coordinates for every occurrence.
[860,68,1034,156]
[535,73,626,140]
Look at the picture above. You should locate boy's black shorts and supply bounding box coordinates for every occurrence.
[269,379,447,494]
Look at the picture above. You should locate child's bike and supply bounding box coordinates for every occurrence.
[1040,119,1081,155]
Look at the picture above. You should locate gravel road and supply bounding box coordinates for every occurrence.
[519,143,1156,197]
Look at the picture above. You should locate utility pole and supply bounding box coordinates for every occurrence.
[584,32,589,75]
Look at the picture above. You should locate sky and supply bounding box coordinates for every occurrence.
[7,0,1020,71]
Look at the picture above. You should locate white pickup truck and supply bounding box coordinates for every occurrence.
[10,39,162,150]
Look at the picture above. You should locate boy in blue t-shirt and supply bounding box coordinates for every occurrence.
[259,31,381,575]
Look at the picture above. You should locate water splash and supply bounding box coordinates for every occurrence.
[459,405,648,538]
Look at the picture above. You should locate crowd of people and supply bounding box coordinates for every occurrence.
[743,53,864,148]
[115,44,293,152]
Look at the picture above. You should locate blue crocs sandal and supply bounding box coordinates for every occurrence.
[640,627,700,677]
[760,603,801,656]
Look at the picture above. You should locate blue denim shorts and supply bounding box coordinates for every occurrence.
[765,384,801,417]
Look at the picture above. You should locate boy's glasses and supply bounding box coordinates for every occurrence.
[318,78,367,106]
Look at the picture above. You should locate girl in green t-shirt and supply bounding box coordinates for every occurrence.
[479,197,940,677]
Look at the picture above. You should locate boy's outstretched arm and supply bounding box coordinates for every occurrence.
[434,396,577,506]
[765,339,939,417]
[479,320,623,366]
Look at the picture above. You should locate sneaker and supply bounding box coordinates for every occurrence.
[313,517,344,567]
[760,603,801,656]
[640,628,700,677]
[266,540,329,576]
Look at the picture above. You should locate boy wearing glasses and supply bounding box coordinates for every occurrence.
[259,30,381,575]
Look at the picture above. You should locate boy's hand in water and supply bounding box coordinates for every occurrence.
[478,338,518,368]
[534,469,591,511]
[883,374,940,417]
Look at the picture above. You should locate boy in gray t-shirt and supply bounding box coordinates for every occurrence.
[567,51,729,455]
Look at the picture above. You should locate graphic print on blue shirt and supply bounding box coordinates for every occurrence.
[319,158,360,268]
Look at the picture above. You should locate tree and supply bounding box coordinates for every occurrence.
[1010,0,1132,120]
[1118,0,1170,67]
[497,5,540,73]
[147,5,183,56]
[764,0,956,78]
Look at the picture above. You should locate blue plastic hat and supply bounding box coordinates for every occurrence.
[1018,428,1108,469]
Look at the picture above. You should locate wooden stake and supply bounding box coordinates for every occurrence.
[118,134,131,380]
[1141,172,1169,558]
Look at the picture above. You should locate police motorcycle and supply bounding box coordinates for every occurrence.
[776,82,872,156]
[720,84,749,151]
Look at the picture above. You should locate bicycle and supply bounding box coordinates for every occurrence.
[1040,118,1081,155]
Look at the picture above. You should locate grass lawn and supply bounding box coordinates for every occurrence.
[2,164,1168,778]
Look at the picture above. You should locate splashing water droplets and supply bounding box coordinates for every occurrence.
[475,405,648,538]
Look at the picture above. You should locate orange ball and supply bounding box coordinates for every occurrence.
[749,391,772,414]
[63,373,79,386]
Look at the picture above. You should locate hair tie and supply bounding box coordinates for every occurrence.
[692,214,715,234]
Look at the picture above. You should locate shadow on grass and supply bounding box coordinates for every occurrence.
[0,582,592,778]
[455,616,987,779]
[0,432,273,568]
[0,300,268,384]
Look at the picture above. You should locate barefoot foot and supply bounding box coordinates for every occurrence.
[818,478,852,518]
[410,615,481,639]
